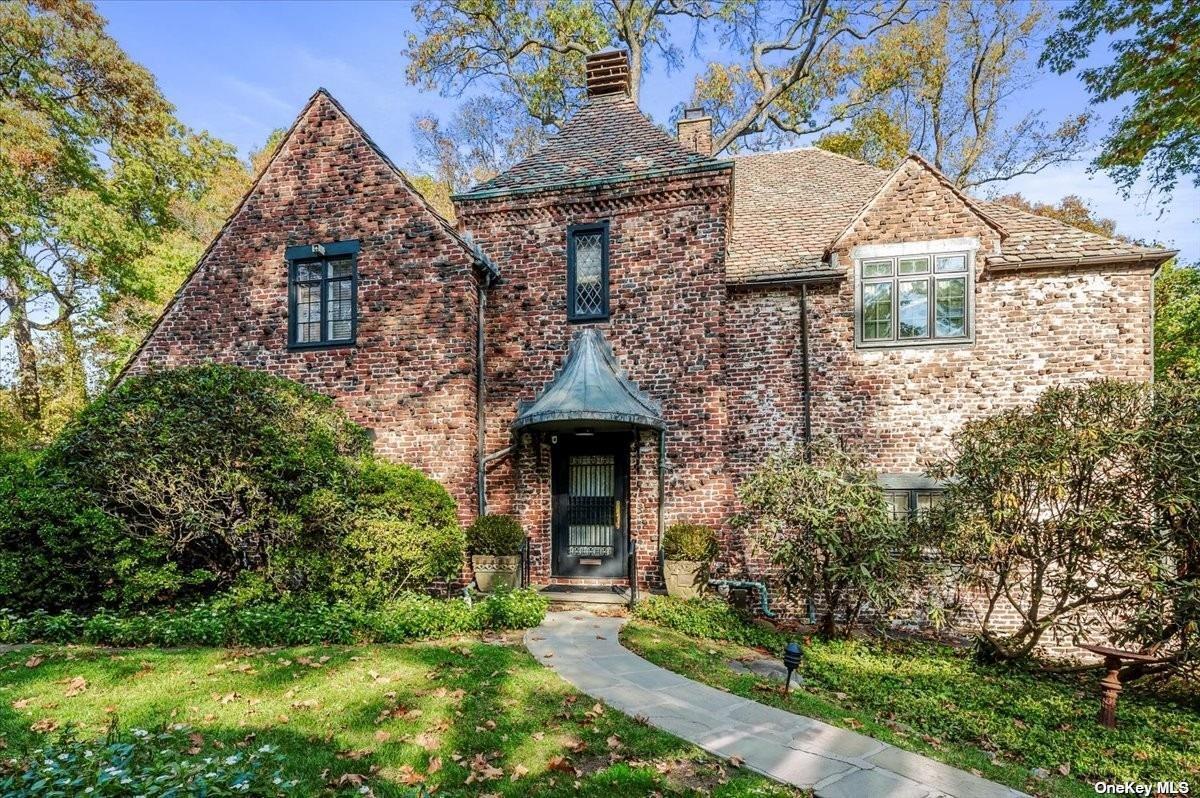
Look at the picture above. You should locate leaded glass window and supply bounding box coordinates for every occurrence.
[857,249,971,346]
[567,223,609,321]
[288,241,358,347]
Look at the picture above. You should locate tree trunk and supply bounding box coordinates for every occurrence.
[6,289,42,427]
[57,316,88,411]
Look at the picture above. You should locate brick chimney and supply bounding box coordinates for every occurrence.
[676,106,713,157]
[585,50,631,98]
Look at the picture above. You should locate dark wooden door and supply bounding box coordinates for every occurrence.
[551,436,629,578]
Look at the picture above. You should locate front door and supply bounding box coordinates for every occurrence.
[551,435,629,578]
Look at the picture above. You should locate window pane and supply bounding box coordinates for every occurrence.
[328,258,352,279]
[915,490,940,517]
[861,282,893,340]
[572,232,604,316]
[899,256,930,275]
[935,277,967,337]
[936,254,967,273]
[862,259,892,277]
[326,278,353,340]
[884,490,911,521]
[296,262,322,281]
[295,283,321,343]
[898,279,930,338]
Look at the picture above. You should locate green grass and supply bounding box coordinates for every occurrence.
[0,636,803,797]
[621,621,1200,798]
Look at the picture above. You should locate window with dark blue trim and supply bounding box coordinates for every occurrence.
[287,240,359,348]
[567,222,609,322]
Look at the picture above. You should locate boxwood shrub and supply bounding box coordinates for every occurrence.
[466,514,525,555]
[0,589,548,648]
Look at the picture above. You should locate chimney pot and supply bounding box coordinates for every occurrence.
[585,50,631,98]
[676,109,714,157]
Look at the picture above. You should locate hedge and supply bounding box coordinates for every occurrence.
[0,589,548,648]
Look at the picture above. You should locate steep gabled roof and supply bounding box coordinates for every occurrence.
[455,94,730,201]
[115,88,495,383]
[727,147,1175,284]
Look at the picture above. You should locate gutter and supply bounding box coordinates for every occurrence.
[727,270,844,288]
[986,249,1178,273]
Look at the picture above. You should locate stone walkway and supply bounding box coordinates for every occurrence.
[525,611,1028,798]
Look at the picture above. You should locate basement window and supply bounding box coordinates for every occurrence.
[856,247,973,347]
[287,240,359,348]
[567,222,609,322]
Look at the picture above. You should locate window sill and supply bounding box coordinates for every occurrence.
[856,336,974,351]
[287,341,357,352]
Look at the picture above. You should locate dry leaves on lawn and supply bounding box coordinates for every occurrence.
[24,656,43,668]
[63,677,87,698]
[31,718,59,733]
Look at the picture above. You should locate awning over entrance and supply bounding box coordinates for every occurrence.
[512,328,665,432]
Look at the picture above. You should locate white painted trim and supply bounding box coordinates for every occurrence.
[852,237,980,260]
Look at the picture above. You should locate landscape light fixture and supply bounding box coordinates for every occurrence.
[783,641,802,694]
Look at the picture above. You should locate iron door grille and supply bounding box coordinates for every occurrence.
[567,454,616,557]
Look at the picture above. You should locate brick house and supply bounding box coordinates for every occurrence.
[124,50,1175,606]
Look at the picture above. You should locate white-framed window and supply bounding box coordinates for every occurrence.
[856,248,973,347]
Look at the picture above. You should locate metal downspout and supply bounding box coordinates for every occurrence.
[476,278,488,516]
[800,283,812,463]
[657,428,666,570]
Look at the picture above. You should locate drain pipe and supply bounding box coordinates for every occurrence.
[800,283,812,463]
[657,429,666,562]
[476,277,488,516]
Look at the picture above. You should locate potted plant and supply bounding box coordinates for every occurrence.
[662,522,717,599]
[467,514,524,592]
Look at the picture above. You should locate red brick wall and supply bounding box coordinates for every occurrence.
[456,171,734,589]
[125,93,484,526]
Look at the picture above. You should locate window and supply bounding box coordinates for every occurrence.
[567,222,609,321]
[857,250,971,346]
[287,240,359,348]
[884,488,941,522]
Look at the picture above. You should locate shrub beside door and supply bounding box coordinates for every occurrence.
[662,523,717,600]
[467,514,524,592]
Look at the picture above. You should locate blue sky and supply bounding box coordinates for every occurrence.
[98,0,1197,262]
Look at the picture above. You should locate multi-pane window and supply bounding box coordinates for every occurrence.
[858,251,971,346]
[884,489,941,521]
[567,223,609,321]
[287,240,358,348]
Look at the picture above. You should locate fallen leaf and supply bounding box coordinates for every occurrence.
[64,676,88,698]
[373,730,392,743]
[31,718,58,733]
[12,698,31,710]
[186,732,204,755]
[510,763,529,781]
[428,756,443,774]
[728,755,745,768]
[24,656,43,668]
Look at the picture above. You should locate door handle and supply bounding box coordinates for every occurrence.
[614,499,621,527]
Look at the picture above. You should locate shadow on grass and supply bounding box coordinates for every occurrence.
[0,640,784,798]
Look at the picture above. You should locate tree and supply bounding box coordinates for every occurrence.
[405,0,705,129]
[992,193,1120,238]
[735,441,918,638]
[814,0,1090,188]
[404,0,915,158]
[0,0,246,437]
[410,96,543,195]
[1042,0,1199,200]
[1154,260,1200,381]
[691,1,917,154]
[929,381,1159,661]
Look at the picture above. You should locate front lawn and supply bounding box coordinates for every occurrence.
[0,636,801,797]
[621,621,1200,798]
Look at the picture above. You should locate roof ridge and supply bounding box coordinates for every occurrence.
[733,146,891,174]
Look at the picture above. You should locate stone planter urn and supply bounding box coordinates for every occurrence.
[472,554,519,592]
[663,560,706,600]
